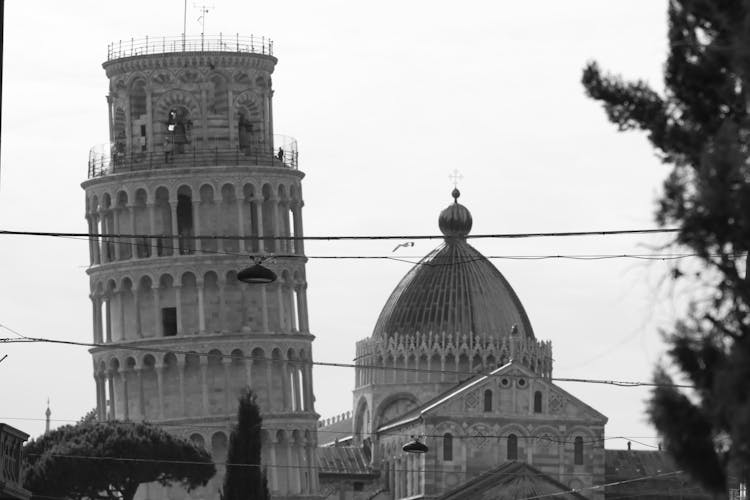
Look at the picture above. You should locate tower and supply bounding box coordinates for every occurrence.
[82,34,319,498]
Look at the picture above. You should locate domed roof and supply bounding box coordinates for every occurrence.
[372,191,534,340]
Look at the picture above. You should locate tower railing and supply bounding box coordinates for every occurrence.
[88,134,298,178]
[106,34,273,61]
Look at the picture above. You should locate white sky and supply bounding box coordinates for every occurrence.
[1,0,681,450]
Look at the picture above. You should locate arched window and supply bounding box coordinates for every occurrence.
[483,389,493,412]
[534,391,543,413]
[443,433,453,461]
[574,436,584,465]
[507,434,518,460]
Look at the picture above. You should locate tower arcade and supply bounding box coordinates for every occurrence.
[81,35,319,498]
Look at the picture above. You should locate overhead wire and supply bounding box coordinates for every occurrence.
[0,227,681,241]
[21,451,671,478]
[0,416,660,447]
[0,331,694,390]
[53,233,721,265]
[516,471,685,500]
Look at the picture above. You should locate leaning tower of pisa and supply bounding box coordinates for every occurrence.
[81,35,319,499]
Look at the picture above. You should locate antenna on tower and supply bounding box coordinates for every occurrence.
[194,3,214,37]
[182,0,187,51]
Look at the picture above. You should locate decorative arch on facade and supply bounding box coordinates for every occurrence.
[373,392,418,429]
[354,396,370,439]
[234,90,263,152]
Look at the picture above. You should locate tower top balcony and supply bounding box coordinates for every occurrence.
[106,34,274,62]
[87,134,299,179]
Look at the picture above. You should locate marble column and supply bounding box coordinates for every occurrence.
[178,356,186,415]
[255,200,265,253]
[104,295,112,342]
[129,204,137,258]
[113,208,122,261]
[192,200,202,253]
[107,371,116,419]
[197,280,206,333]
[153,284,161,337]
[170,197,179,254]
[292,204,304,255]
[134,287,143,338]
[91,295,102,343]
[156,365,165,420]
[91,213,101,264]
[200,359,209,415]
[175,284,183,335]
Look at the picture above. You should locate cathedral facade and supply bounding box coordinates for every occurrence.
[320,190,608,500]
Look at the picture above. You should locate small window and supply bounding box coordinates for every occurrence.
[534,391,543,413]
[353,482,364,492]
[443,433,453,461]
[500,377,510,387]
[507,434,518,460]
[518,378,526,387]
[162,307,177,336]
[574,436,584,465]
[483,389,493,412]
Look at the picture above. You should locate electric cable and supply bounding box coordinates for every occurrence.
[0,416,659,446]
[44,233,716,266]
[516,471,685,500]
[21,451,669,478]
[0,333,694,390]
[0,227,680,241]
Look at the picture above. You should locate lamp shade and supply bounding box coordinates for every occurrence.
[402,438,428,454]
[237,263,277,284]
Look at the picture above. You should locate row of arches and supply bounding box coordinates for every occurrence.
[356,345,553,387]
[439,432,586,463]
[110,81,273,159]
[93,346,314,422]
[85,180,303,265]
[186,425,317,496]
[356,334,553,384]
[90,268,308,340]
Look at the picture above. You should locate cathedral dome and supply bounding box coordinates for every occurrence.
[372,191,534,340]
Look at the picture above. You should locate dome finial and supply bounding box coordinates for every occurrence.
[439,188,472,239]
[449,169,464,206]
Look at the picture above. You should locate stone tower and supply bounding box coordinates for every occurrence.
[82,34,319,498]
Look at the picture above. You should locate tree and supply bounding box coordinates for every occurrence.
[582,0,750,495]
[221,388,270,500]
[23,420,216,500]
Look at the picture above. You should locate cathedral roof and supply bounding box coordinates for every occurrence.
[372,190,534,340]
[438,461,587,500]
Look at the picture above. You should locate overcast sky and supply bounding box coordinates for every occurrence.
[1,0,680,449]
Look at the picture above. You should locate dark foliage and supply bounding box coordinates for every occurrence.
[23,419,216,500]
[221,388,269,500]
[582,0,750,494]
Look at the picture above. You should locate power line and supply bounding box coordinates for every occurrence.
[517,471,685,500]
[0,416,659,446]
[22,451,664,478]
[31,232,709,266]
[37,234,723,265]
[0,330,694,390]
[0,227,679,242]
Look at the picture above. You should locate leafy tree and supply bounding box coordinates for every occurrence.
[221,388,270,500]
[23,420,215,500]
[582,0,750,495]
